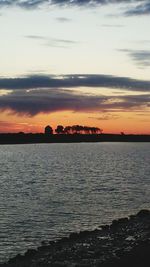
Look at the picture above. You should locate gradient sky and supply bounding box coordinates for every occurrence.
[0,0,150,134]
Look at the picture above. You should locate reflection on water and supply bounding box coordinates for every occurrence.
[0,142,149,262]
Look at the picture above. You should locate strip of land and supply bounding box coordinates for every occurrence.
[0,133,150,144]
[1,209,150,267]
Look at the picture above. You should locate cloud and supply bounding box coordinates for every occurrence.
[25,35,78,48]
[89,114,120,120]
[0,1,149,17]
[119,49,150,67]
[125,1,150,16]
[0,88,107,116]
[101,24,124,28]
[0,120,27,128]
[0,74,150,92]
[0,120,40,132]
[56,17,72,22]
[0,73,149,116]
[0,87,149,116]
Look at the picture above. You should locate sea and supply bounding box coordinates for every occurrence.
[0,142,149,263]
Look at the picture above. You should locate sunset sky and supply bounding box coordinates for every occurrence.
[0,0,150,134]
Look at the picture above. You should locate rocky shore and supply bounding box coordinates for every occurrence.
[1,209,150,267]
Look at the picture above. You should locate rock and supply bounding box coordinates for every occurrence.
[111,217,129,227]
[24,249,37,258]
[136,209,150,218]
[117,217,129,224]
[1,210,150,267]
[69,233,79,241]
[7,254,23,264]
[79,231,90,239]
[100,225,110,231]
[37,245,50,252]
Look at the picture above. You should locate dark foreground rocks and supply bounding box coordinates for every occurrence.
[1,209,150,267]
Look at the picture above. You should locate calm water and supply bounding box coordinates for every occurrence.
[0,142,149,262]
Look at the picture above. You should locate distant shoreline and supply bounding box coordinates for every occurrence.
[0,133,150,144]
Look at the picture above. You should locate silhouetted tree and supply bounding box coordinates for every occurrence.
[83,126,102,134]
[95,127,103,134]
[72,125,84,134]
[83,126,90,134]
[54,124,103,135]
[55,125,64,134]
[45,125,53,135]
[63,126,72,134]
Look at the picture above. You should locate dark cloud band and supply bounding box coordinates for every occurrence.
[0,87,149,116]
[1,74,150,92]
[0,73,149,115]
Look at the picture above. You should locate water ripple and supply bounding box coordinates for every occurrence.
[0,142,149,262]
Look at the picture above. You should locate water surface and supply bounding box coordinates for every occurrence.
[0,142,149,262]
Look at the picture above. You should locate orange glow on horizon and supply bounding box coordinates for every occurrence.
[0,110,149,135]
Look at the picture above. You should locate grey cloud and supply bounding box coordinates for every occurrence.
[26,35,45,40]
[0,74,150,92]
[125,1,150,16]
[0,89,107,116]
[0,88,149,116]
[56,17,72,22]
[46,38,78,48]
[119,49,150,67]
[122,94,150,105]
[26,35,78,47]
[101,24,124,28]
[0,1,149,17]
[19,0,48,9]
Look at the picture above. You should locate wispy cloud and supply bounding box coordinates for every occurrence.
[119,49,150,68]
[0,120,27,128]
[89,114,120,121]
[0,120,40,132]
[101,24,124,28]
[55,17,72,23]
[25,35,78,48]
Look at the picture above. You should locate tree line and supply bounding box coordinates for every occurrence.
[45,125,103,135]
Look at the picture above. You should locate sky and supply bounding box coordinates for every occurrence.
[0,0,150,134]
